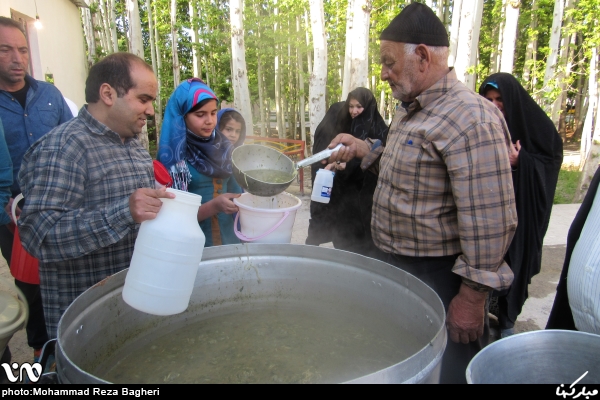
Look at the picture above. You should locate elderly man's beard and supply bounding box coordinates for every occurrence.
[388,57,419,102]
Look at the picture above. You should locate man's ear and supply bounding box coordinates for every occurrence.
[415,44,431,71]
[98,83,116,106]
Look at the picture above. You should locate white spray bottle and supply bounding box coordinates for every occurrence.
[311,169,335,204]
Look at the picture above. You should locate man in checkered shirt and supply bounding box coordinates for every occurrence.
[325,4,517,383]
[17,53,175,339]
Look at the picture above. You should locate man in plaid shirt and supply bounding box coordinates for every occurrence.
[17,53,175,338]
[326,4,517,383]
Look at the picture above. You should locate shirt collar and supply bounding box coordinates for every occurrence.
[80,105,130,143]
[24,75,38,91]
[406,68,457,113]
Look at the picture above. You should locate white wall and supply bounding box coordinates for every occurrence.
[0,0,87,110]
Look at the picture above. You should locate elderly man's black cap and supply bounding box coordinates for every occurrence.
[380,3,449,47]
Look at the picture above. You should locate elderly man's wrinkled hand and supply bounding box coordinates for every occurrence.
[323,134,370,165]
[129,187,175,223]
[446,283,488,344]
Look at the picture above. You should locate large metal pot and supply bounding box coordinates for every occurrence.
[55,244,446,384]
[466,330,600,384]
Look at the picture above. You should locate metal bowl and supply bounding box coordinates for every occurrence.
[232,144,296,197]
[467,330,600,384]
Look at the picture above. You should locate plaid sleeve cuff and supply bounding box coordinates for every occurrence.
[105,196,136,232]
[461,278,493,293]
[453,258,514,292]
[360,139,384,174]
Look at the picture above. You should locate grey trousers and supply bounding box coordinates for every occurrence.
[382,252,490,384]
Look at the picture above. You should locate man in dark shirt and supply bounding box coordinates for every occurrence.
[0,16,72,363]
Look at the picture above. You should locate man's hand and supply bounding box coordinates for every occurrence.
[446,283,488,344]
[323,134,371,165]
[509,140,521,168]
[5,197,20,224]
[129,187,175,223]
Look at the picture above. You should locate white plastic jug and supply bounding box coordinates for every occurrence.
[311,169,335,204]
[122,188,205,316]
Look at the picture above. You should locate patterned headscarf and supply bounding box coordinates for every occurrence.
[158,78,235,190]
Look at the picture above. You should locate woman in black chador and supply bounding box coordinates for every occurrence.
[305,87,388,258]
[479,73,564,337]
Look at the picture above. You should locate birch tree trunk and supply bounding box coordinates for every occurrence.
[499,0,520,73]
[171,0,180,88]
[189,1,202,79]
[522,0,538,90]
[491,2,506,75]
[341,0,371,100]
[98,1,111,54]
[341,0,353,99]
[576,47,600,201]
[127,0,143,58]
[147,0,162,141]
[542,0,566,110]
[127,0,148,150]
[81,7,95,67]
[274,5,284,138]
[578,47,598,175]
[437,0,445,22]
[305,11,312,76]
[308,0,327,141]
[102,1,113,53]
[454,0,483,90]
[443,0,450,33]
[110,0,118,53]
[551,0,575,128]
[90,7,104,57]
[297,16,307,155]
[230,0,253,130]
[257,53,266,137]
[448,0,462,67]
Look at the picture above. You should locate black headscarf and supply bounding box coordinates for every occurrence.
[306,88,389,258]
[479,73,564,327]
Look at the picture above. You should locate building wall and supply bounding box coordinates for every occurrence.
[0,0,87,110]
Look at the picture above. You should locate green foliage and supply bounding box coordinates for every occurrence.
[79,0,600,142]
[554,168,582,204]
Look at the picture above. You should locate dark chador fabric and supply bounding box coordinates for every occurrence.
[306,88,388,258]
[479,73,564,329]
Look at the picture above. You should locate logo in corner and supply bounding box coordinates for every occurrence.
[1,362,42,383]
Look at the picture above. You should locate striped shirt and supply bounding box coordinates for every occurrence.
[365,69,517,291]
[568,188,600,334]
[18,106,154,338]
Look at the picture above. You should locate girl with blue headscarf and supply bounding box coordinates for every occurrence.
[158,79,246,246]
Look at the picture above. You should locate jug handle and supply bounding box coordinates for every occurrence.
[234,211,290,242]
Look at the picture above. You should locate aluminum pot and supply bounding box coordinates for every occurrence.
[55,244,447,384]
[466,330,600,384]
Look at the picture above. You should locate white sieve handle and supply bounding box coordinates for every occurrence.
[295,143,343,170]
[12,193,24,222]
